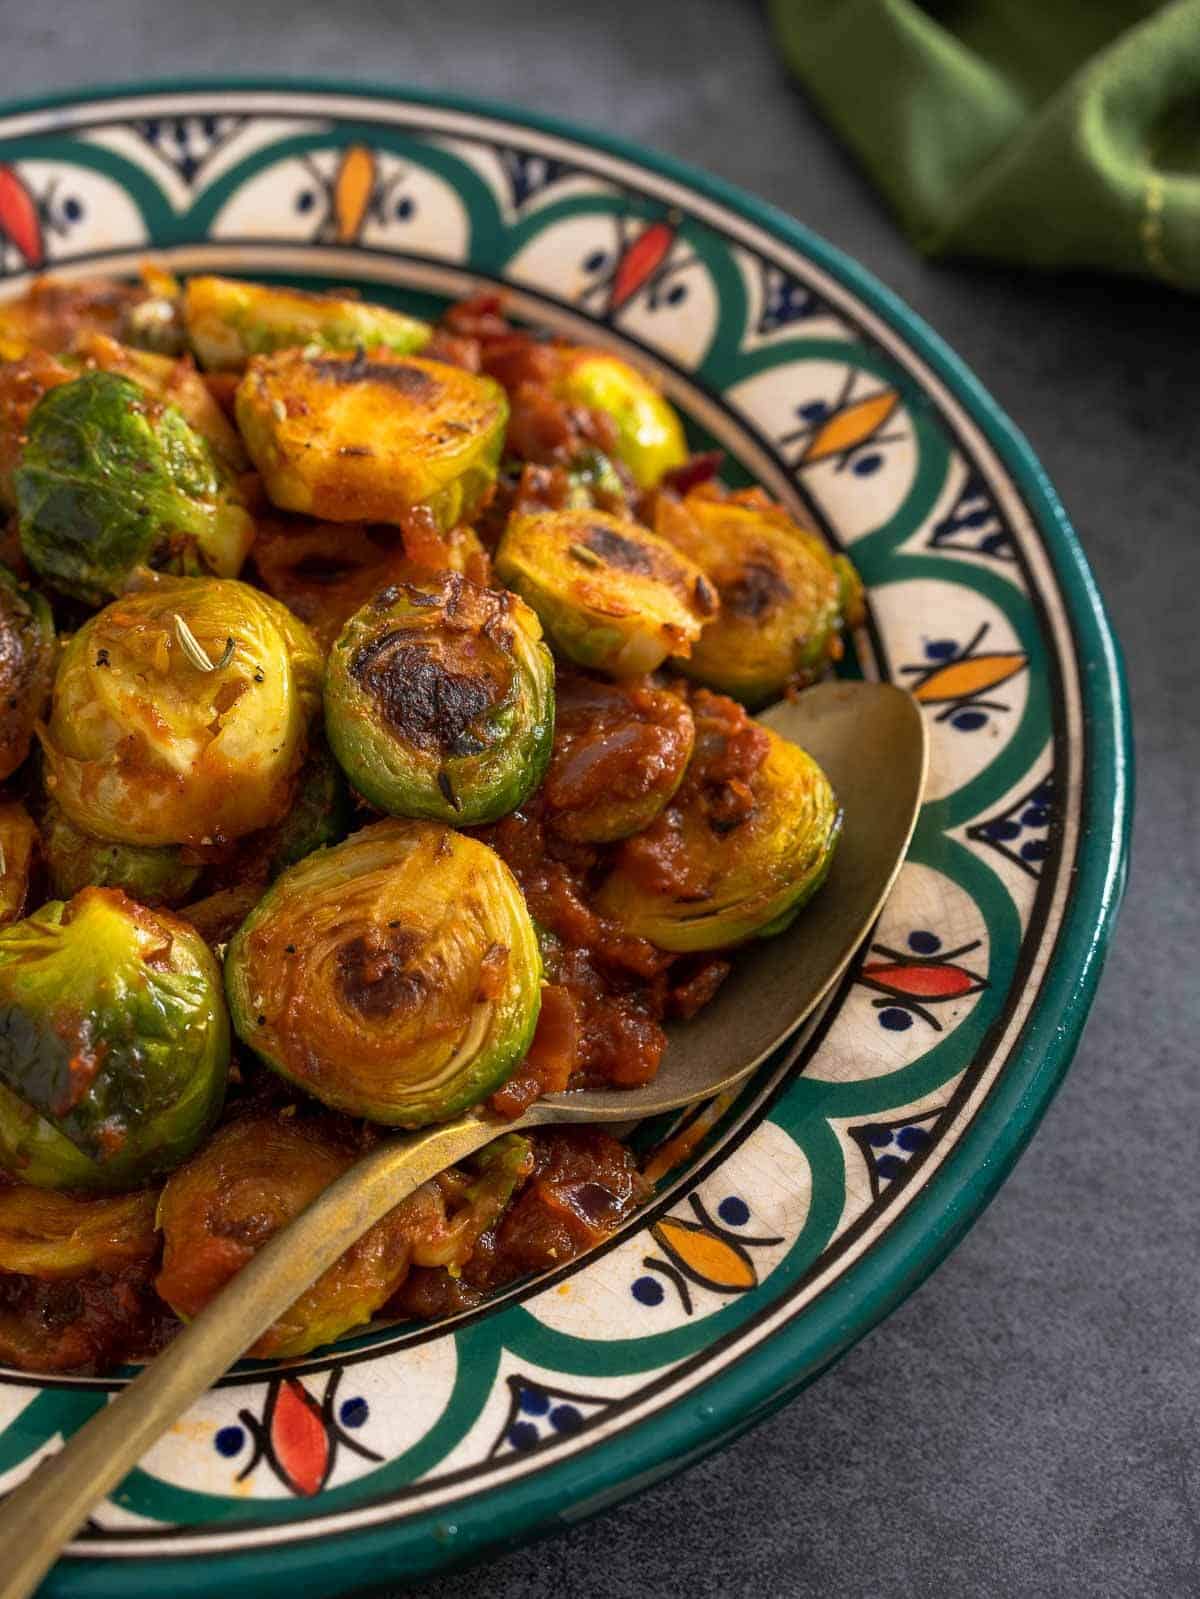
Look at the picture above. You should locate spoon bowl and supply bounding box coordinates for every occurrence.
[0,679,927,1599]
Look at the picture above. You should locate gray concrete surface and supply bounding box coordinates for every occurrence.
[2,2,1194,1594]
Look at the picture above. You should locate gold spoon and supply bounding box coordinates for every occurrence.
[0,680,926,1599]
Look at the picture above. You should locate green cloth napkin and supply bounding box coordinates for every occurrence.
[769,0,1200,289]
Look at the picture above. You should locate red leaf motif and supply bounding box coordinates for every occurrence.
[860,962,977,1000]
[271,1379,330,1496]
[610,221,675,310]
[0,166,42,267]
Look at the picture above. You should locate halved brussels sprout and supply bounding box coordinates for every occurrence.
[41,578,322,848]
[654,487,865,705]
[225,820,542,1126]
[544,670,694,843]
[184,275,431,371]
[494,508,716,676]
[41,800,201,906]
[556,348,687,488]
[0,887,229,1190]
[73,331,248,471]
[0,562,54,782]
[156,1111,531,1357]
[15,370,255,605]
[595,716,841,951]
[325,573,555,826]
[0,801,37,926]
[0,1184,159,1277]
[236,348,507,529]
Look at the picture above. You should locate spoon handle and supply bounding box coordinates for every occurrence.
[0,1112,513,1599]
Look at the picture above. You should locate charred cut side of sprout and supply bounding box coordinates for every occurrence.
[15,370,255,605]
[325,573,555,826]
[0,802,38,927]
[0,887,229,1191]
[0,562,54,783]
[40,578,322,848]
[596,720,841,951]
[41,801,201,907]
[495,508,716,676]
[236,348,507,529]
[224,820,542,1127]
[156,1110,532,1358]
[184,276,431,371]
[654,488,865,706]
[556,348,687,489]
[0,1184,159,1278]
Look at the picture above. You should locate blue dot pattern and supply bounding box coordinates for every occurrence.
[214,1426,244,1458]
[859,1120,935,1191]
[971,778,1055,877]
[502,1385,605,1452]
[339,1397,368,1429]
[907,930,941,954]
[879,1007,913,1031]
[632,1275,664,1306]
[717,1196,750,1227]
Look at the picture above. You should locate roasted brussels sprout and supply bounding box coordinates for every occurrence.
[41,578,322,848]
[73,331,248,471]
[15,370,255,605]
[0,1183,159,1277]
[325,573,555,825]
[495,508,716,676]
[0,887,229,1190]
[0,562,54,782]
[556,348,687,488]
[41,801,201,906]
[654,487,865,705]
[236,348,507,529]
[156,1110,531,1357]
[225,820,542,1126]
[596,712,841,951]
[0,801,37,926]
[544,670,695,843]
[184,276,431,371]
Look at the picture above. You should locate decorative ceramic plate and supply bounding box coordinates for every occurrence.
[0,81,1130,1598]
